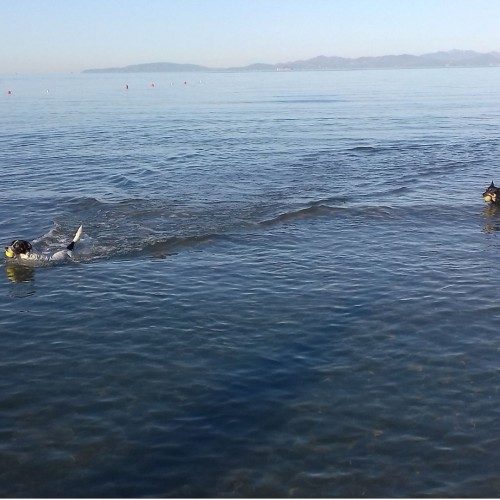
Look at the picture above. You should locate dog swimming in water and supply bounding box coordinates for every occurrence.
[483,181,500,204]
[4,225,83,263]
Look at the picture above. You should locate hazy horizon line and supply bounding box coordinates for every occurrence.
[3,48,500,77]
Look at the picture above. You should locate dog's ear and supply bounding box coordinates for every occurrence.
[11,240,32,254]
[491,181,496,189]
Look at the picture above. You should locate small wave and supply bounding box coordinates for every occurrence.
[273,98,342,104]
[165,152,201,162]
[72,232,224,262]
[108,173,137,188]
[344,141,437,154]
[31,224,61,245]
[363,186,412,199]
[307,195,349,206]
[142,233,222,258]
[259,204,344,227]
[239,97,343,105]
[346,146,384,153]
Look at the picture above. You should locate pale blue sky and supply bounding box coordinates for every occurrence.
[2,0,500,73]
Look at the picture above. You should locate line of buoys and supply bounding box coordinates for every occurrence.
[121,80,200,90]
[4,78,207,97]
[5,89,53,95]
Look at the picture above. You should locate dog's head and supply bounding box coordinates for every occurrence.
[483,181,500,204]
[4,240,32,258]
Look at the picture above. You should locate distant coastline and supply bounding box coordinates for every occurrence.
[83,49,500,73]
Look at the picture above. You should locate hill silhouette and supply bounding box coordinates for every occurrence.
[83,50,500,73]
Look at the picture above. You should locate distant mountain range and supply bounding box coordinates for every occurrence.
[83,50,500,73]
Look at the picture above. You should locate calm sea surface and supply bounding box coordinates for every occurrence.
[1,68,500,497]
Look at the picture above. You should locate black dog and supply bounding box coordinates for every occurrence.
[5,225,82,263]
[483,181,500,204]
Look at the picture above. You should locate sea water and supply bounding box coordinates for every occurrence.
[0,68,500,496]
